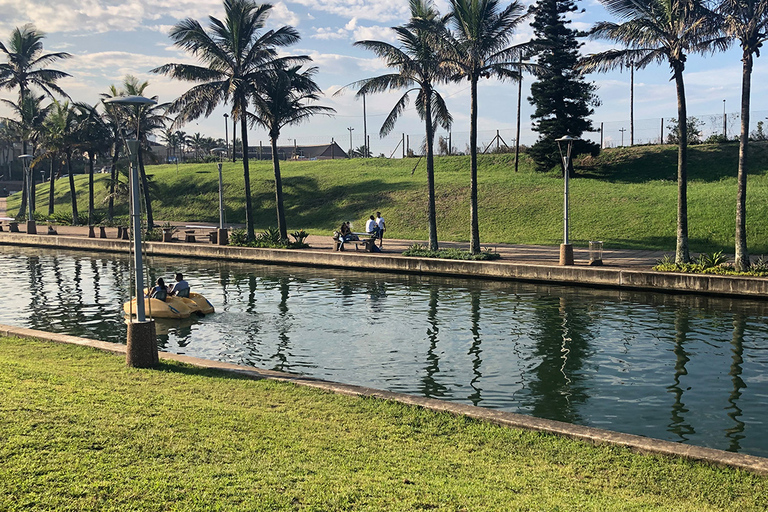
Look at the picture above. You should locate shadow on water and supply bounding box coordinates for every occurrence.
[3,245,768,457]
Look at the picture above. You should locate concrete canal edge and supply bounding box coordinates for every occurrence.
[2,233,768,298]
[3,324,767,476]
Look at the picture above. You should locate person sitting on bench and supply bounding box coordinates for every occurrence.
[168,272,190,298]
[365,215,380,238]
[148,278,168,301]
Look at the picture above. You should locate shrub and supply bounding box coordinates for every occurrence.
[402,244,501,261]
[229,227,309,249]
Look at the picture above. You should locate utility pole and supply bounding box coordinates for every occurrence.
[347,127,354,155]
[362,93,368,158]
[232,115,237,163]
[619,127,627,147]
[630,62,634,146]
[514,55,523,172]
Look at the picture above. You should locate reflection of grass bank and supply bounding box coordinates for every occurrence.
[2,336,765,511]
[12,143,768,254]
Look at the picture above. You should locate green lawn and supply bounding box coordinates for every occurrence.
[12,141,768,253]
[1,336,766,511]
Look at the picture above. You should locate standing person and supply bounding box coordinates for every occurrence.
[168,272,190,298]
[375,211,386,248]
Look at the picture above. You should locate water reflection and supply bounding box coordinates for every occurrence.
[526,294,594,424]
[668,307,694,441]
[726,313,747,452]
[2,245,768,457]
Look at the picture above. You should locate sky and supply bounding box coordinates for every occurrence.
[1,0,766,156]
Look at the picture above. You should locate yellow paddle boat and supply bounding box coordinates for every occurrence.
[123,296,192,319]
[123,291,214,319]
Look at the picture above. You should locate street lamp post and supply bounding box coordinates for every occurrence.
[103,95,158,368]
[19,154,35,234]
[223,113,229,159]
[347,127,354,155]
[556,135,579,266]
[211,147,228,246]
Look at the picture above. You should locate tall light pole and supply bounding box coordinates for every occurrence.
[723,99,727,139]
[556,135,579,266]
[19,154,35,234]
[223,113,229,159]
[103,95,158,368]
[347,127,354,155]
[211,147,228,246]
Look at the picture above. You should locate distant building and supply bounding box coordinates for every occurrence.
[248,142,349,161]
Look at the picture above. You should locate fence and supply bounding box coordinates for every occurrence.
[272,108,768,158]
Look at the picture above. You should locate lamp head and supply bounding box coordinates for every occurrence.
[103,95,157,106]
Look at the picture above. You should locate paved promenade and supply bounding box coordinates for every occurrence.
[0,194,665,270]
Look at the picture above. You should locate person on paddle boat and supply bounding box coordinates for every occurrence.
[168,272,190,298]
[148,278,168,301]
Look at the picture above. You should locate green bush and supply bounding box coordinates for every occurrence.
[228,227,309,249]
[402,244,501,261]
[653,252,768,277]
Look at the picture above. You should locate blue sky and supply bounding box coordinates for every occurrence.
[0,0,764,154]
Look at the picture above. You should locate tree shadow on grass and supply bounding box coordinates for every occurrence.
[577,142,768,184]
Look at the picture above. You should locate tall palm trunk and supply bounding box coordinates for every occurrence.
[138,147,154,228]
[469,76,480,254]
[108,142,120,220]
[88,153,95,226]
[673,66,690,264]
[424,87,438,251]
[48,157,56,215]
[271,134,288,240]
[240,110,255,241]
[66,150,78,224]
[734,52,752,271]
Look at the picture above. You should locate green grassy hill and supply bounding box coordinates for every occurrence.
[11,141,768,254]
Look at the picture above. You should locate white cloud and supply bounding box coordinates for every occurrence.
[288,0,409,24]
[352,25,396,43]
[311,27,350,40]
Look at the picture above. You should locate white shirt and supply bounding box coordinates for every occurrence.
[376,216,385,231]
[365,218,375,233]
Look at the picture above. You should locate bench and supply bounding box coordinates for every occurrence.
[0,217,18,233]
[333,232,377,252]
[185,225,218,244]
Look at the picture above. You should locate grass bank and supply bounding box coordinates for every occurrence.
[12,142,768,253]
[2,336,766,511]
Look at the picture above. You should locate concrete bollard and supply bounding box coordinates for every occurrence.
[217,227,228,246]
[126,320,158,368]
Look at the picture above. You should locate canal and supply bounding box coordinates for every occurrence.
[2,246,767,457]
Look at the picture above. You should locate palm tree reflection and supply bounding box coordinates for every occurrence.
[467,289,483,406]
[420,286,448,398]
[725,312,747,452]
[667,307,694,441]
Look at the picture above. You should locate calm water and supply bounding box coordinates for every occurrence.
[2,246,768,457]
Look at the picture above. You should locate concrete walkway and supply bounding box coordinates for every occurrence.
[20,221,667,270]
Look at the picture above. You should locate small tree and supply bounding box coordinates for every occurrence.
[666,116,704,145]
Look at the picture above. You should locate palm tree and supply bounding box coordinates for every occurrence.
[100,85,127,220]
[75,102,112,226]
[443,0,530,254]
[718,0,768,270]
[41,99,79,224]
[189,132,206,161]
[151,0,305,241]
[351,0,453,251]
[250,64,334,239]
[0,24,70,217]
[579,0,725,264]
[120,75,171,229]
[2,92,51,215]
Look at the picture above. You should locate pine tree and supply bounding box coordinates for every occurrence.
[528,0,600,173]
